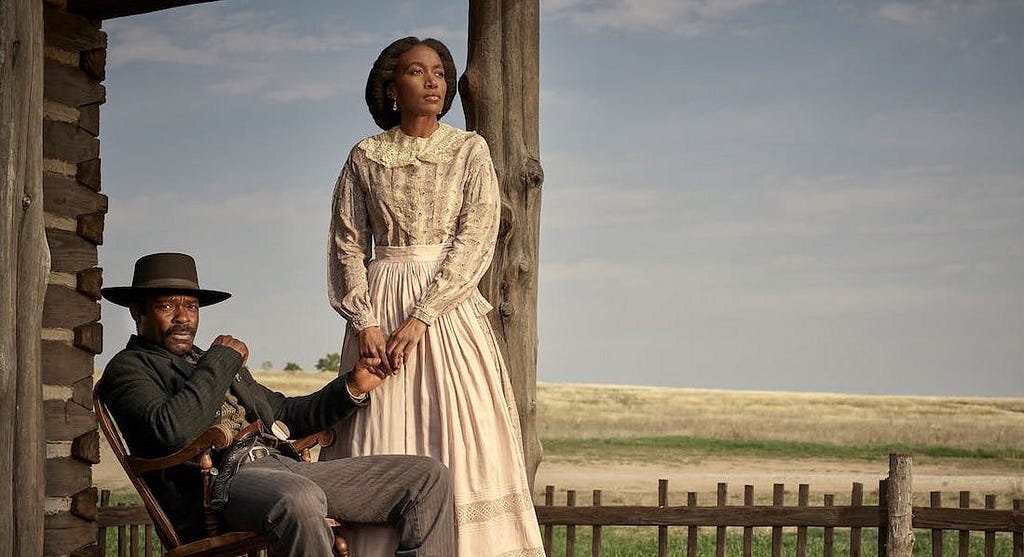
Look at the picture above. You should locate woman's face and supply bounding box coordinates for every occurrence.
[389,44,447,119]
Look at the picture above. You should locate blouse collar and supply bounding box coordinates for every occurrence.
[358,123,475,168]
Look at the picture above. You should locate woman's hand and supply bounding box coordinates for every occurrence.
[386,317,428,372]
[358,326,390,374]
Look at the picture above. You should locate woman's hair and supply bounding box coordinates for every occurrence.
[365,37,457,130]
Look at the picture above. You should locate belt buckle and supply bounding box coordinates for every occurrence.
[247,446,271,462]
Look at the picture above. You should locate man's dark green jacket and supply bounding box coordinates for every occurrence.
[96,335,364,542]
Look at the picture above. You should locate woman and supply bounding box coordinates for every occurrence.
[322,37,545,557]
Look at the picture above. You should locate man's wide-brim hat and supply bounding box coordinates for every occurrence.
[101,253,231,307]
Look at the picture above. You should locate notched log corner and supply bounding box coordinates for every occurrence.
[71,487,98,520]
[71,427,101,465]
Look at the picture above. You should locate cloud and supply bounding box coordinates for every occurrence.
[879,2,940,27]
[108,24,215,67]
[209,67,273,96]
[985,31,1011,47]
[540,87,609,111]
[544,0,775,35]
[541,164,1024,286]
[201,23,377,56]
[403,25,467,43]
[105,7,380,102]
[206,60,344,102]
[266,82,344,102]
[878,0,1013,28]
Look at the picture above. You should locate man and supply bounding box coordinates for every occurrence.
[96,252,454,556]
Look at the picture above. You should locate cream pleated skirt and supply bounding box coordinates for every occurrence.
[322,244,544,557]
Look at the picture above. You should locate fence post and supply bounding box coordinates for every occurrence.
[543,485,554,555]
[887,453,914,557]
[658,479,669,557]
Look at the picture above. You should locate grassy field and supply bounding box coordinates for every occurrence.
[543,526,1015,557]
[535,382,1024,449]
[251,371,1024,500]
[255,372,1024,452]
[99,373,1023,555]
[101,525,1015,557]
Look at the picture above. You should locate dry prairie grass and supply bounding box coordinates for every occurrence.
[537,382,1024,450]
[253,371,335,395]
[253,373,1024,450]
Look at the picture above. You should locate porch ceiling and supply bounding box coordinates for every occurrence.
[67,0,220,19]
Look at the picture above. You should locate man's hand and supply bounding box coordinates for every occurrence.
[358,326,391,374]
[386,317,427,372]
[212,335,248,365]
[346,357,386,398]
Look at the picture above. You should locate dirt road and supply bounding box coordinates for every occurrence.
[535,456,1022,506]
[94,439,1021,506]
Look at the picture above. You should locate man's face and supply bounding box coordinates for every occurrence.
[133,294,200,355]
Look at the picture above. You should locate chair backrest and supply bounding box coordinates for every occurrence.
[94,391,346,556]
[93,391,185,549]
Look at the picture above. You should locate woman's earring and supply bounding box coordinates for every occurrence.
[392,99,398,112]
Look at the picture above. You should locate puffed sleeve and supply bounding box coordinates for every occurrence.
[328,148,378,331]
[411,136,500,325]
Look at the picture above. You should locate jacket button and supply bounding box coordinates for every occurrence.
[214,410,221,417]
[234,373,241,382]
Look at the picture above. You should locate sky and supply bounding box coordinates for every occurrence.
[95,0,1024,397]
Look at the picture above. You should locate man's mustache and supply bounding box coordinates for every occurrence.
[165,325,196,338]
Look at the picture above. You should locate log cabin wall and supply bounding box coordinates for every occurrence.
[40,0,107,554]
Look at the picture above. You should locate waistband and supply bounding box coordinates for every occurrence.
[374,243,451,262]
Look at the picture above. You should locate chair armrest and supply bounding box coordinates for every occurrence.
[290,429,336,452]
[127,424,234,475]
[289,429,336,462]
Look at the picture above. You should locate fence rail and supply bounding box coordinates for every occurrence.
[97,454,1023,557]
[534,456,1024,557]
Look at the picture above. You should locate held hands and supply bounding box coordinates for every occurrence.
[357,318,428,374]
[346,357,387,398]
[386,317,427,372]
[358,326,390,373]
[212,335,249,366]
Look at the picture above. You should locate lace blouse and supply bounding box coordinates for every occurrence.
[328,123,501,330]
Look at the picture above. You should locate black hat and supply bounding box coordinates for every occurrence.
[101,253,231,307]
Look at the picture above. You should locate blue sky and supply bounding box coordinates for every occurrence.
[96,0,1024,396]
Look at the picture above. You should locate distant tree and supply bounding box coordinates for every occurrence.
[283,362,302,373]
[315,352,341,372]
[260,360,273,371]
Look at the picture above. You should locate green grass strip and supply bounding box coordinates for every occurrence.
[541,436,1024,462]
[545,525,1015,557]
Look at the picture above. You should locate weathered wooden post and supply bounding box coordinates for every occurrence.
[1,0,48,554]
[460,0,544,487]
[887,452,914,557]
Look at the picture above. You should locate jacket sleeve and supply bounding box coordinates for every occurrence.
[261,373,367,438]
[328,148,378,332]
[98,346,242,457]
[410,136,501,325]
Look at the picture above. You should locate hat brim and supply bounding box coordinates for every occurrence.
[101,286,232,308]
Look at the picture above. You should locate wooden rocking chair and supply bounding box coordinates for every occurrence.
[94,392,350,557]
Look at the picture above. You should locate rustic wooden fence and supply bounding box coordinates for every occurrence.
[537,483,1023,556]
[97,454,1023,557]
[536,455,1023,557]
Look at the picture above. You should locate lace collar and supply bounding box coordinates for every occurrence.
[358,123,475,168]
